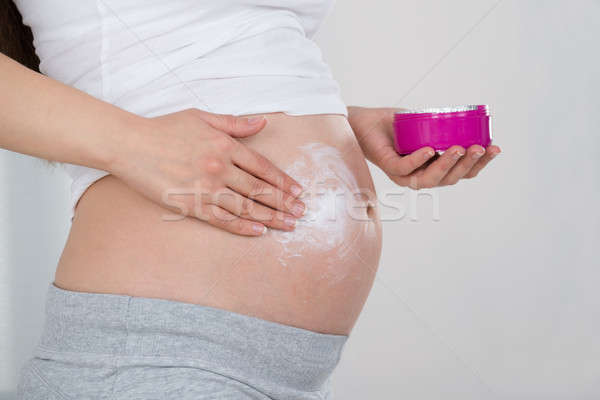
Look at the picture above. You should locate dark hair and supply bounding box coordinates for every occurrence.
[0,0,40,72]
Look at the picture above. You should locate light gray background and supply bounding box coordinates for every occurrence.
[1,0,599,399]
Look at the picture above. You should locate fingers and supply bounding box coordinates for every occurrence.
[440,145,485,185]
[384,146,436,177]
[408,146,465,189]
[211,188,298,231]
[227,167,306,217]
[194,109,267,138]
[199,204,268,237]
[464,145,501,179]
[390,144,501,188]
[231,145,304,197]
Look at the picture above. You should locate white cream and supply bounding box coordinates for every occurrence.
[269,143,366,274]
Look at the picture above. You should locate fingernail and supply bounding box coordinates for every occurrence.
[291,203,306,217]
[245,116,264,125]
[252,224,267,235]
[472,150,485,159]
[453,150,465,160]
[290,185,303,197]
[284,216,297,228]
[424,150,435,160]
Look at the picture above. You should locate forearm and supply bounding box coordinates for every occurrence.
[0,53,144,171]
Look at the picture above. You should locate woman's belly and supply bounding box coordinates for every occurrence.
[55,113,382,335]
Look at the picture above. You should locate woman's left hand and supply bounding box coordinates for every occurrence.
[347,106,501,189]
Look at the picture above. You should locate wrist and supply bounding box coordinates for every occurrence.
[346,106,364,136]
[91,111,149,175]
[347,106,373,143]
[346,105,362,123]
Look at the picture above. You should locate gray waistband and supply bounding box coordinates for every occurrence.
[36,284,348,396]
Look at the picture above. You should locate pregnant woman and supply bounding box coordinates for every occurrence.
[1,1,500,399]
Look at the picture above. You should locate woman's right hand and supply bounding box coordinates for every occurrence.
[108,109,305,236]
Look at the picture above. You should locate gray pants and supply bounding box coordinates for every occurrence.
[17,284,348,399]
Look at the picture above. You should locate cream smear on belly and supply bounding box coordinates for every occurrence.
[269,143,365,273]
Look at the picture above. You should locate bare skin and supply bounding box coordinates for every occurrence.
[55,113,383,335]
[348,106,501,188]
[0,54,306,236]
[0,53,500,335]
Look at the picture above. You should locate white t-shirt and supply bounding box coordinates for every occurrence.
[14,0,347,218]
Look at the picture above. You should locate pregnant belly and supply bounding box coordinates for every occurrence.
[55,113,382,335]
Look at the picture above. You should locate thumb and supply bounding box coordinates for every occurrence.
[198,111,267,138]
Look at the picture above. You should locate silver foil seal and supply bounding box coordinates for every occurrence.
[395,105,485,115]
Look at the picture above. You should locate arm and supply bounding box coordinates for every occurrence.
[0,53,135,169]
[347,106,501,189]
[0,53,305,235]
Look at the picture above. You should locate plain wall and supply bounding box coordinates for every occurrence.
[1,0,599,399]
